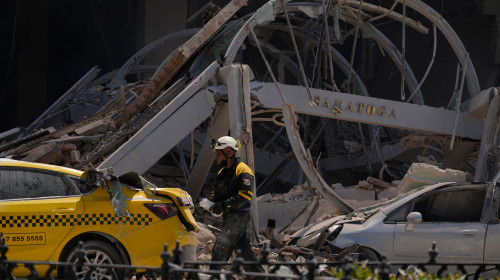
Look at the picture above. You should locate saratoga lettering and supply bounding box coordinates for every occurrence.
[313,96,396,119]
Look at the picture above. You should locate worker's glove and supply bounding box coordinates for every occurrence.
[209,201,227,215]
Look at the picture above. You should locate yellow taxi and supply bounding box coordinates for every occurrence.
[0,158,198,278]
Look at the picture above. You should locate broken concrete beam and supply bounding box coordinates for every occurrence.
[74,117,113,136]
[366,177,391,189]
[399,162,466,194]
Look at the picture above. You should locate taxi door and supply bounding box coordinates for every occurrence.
[0,167,84,261]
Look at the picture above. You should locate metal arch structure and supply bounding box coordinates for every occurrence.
[339,0,481,97]
[101,0,488,185]
[108,28,200,88]
[53,0,493,216]
[222,0,474,105]
[10,0,499,228]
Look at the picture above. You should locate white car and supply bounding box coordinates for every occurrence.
[289,179,500,263]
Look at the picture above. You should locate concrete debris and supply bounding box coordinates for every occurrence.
[74,116,115,136]
[357,180,374,190]
[264,219,284,248]
[195,223,216,261]
[1,0,490,267]
[398,162,467,194]
[256,193,272,202]
[195,222,216,246]
[366,177,391,189]
[254,181,401,235]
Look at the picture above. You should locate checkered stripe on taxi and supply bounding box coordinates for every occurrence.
[0,213,153,228]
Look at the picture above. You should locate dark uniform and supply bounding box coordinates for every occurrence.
[210,158,264,273]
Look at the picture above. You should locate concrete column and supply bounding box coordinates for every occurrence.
[186,103,230,201]
[216,64,259,238]
[475,91,500,181]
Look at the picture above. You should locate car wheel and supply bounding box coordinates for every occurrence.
[356,247,380,261]
[65,241,124,280]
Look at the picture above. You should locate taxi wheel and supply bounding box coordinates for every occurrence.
[356,247,380,261]
[65,240,124,280]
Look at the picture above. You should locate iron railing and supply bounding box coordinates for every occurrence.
[1,238,500,280]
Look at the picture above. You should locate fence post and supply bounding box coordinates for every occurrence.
[377,256,391,280]
[25,263,38,280]
[0,235,8,280]
[231,249,244,278]
[427,242,438,264]
[172,240,183,266]
[306,258,318,280]
[341,256,353,280]
[161,244,171,280]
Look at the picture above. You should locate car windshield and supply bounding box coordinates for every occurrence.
[351,185,427,214]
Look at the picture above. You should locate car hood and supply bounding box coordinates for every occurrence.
[291,208,379,239]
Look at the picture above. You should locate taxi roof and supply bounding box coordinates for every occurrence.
[0,158,85,177]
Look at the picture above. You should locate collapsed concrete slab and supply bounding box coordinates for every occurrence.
[398,162,467,194]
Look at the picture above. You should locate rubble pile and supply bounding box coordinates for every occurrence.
[195,176,401,262]
[195,223,216,262]
[195,161,473,263]
[398,162,467,194]
[0,81,151,170]
[257,177,398,233]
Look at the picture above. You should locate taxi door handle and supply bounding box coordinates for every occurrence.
[460,229,478,235]
[52,208,75,214]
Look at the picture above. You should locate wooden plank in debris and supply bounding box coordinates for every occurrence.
[67,150,81,163]
[53,135,104,144]
[0,127,55,153]
[57,143,77,152]
[23,142,63,164]
[0,105,120,158]
[366,177,391,189]
[115,0,247,125]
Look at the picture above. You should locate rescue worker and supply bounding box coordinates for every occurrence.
[208,136,265,274]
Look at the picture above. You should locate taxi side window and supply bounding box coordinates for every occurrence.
[69,177,93,194]
[0,168,79,199]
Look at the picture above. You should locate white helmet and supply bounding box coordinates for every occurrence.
[211,136,240,151]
